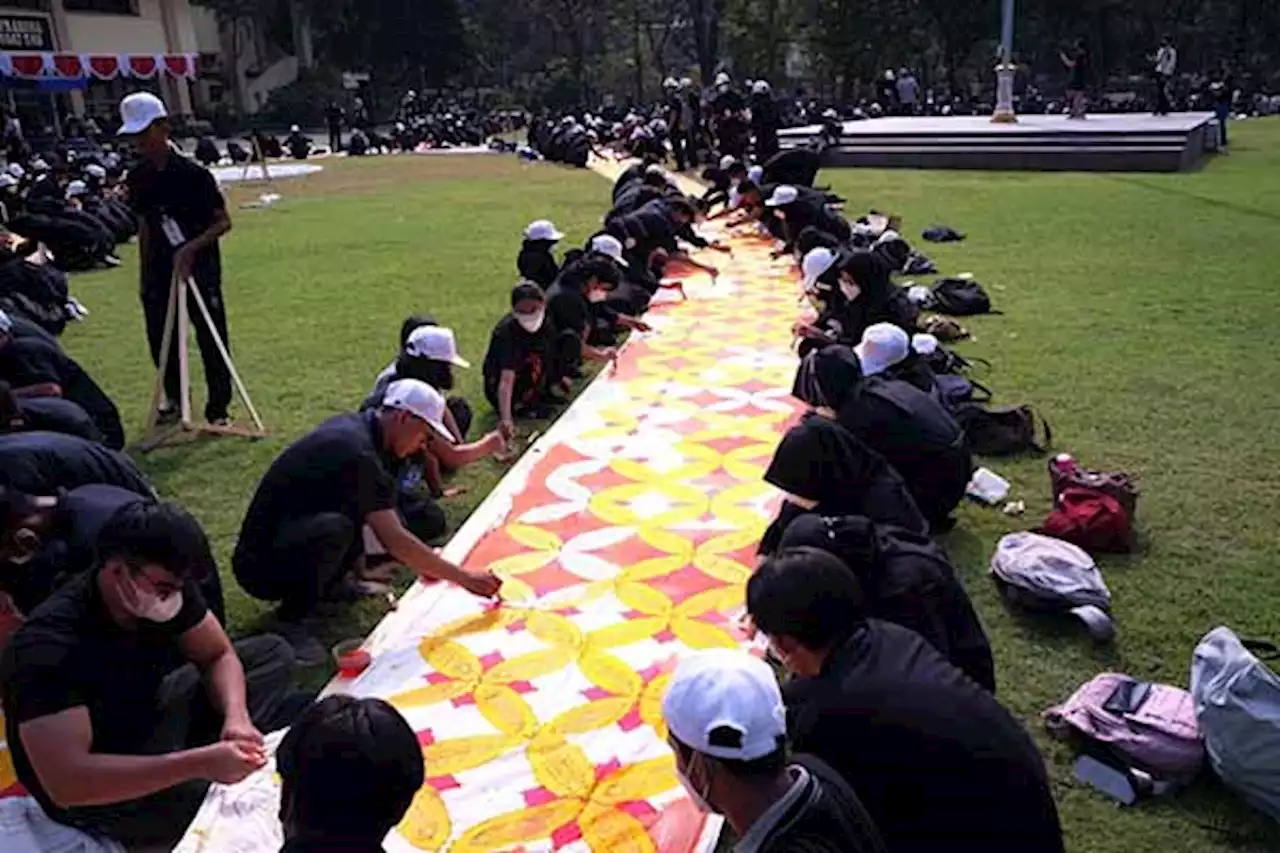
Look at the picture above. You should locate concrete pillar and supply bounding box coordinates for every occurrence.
[43,0,85,117]
[157,0,194,115]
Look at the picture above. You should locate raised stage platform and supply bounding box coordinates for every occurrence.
[779,112,1220,172]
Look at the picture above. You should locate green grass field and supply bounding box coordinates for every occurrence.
[55,121,1280,851]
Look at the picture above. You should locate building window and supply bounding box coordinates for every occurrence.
[62,0,139,14]
[0,1,49,11]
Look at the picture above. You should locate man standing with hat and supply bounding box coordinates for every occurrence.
[120,92,235,426]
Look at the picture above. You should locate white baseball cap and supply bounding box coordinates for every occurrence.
[765,185,799,207]
[381,379,453,441]
[801,247,838,289]
[290,124,300,133]
[747,165,763,184]
[7,163,24,179]
[405,326,470,368]
[663,650,786,762]
[65,180,87,198]
[911,333,939,356]
[590,234,628,267]
[117,92,168,136]
[85,163,107,180]
[719,154,737,171]
[0,308,11,334]
[715,72,731,87]
[855,322,911,377]
[524,219,564,242]
[752,80,771,95]
[0,175,16,190]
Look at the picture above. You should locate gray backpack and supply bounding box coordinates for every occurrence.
[1190,627,1280,822]
[989,532,1115,642]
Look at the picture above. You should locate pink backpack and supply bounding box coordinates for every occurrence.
[1044,673,1205,782]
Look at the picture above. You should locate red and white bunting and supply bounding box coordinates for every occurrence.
[0,52,198,81]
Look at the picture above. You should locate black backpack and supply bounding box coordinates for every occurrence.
[931,278,996,316]
[956,404,1051,456]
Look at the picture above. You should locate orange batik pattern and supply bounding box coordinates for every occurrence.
[180,228,806,853]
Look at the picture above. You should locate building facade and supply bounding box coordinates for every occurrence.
[0,0,302,128]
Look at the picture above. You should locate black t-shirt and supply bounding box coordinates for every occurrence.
[546,280,590,336]
[0,570,208,821]
[0,431,153,496]
[0,337,120,442]
[839,378,964,453]
[125,152,225,291]
[764,413,926,533]
[516,242,560,288]
[16,396,102,443]
[1,484,147,615]
[235,412,397,561]
[482,313,551,402]
[784,621,1064,853]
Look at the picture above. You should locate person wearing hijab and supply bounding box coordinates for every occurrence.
[796,247,918,359]
[777,513,995,692]
[761,345,926,556]
[796,342,971,532]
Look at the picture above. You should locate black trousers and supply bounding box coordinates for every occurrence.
[328,125,342,151]
[141,273,233,421]
[1154,73,1173,114]
[236,512,359,621]
[670,130,689,171]
[62,635,296,849]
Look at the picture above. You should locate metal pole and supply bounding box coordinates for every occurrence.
[992,0,1018,123]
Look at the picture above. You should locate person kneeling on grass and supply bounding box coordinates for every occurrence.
[747,548,1064,853]
[484,282,580,441]
[0,308,125,450]
[0,379,103,443]
[517,219,564,289]
[233,379,503,665]
[1,483,227,625]
[0,501,299,850]
[546,250,647,366]
[277,695,424,852]
[662,649,886,853]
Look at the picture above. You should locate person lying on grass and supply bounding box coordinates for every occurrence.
[1,502,301,851]
[233,379,503,666]
[484,281,581,441]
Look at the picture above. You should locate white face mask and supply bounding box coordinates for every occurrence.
[120,570,184,623]
[677,756,719,815]
[587,289,608,304]
[516,310,545,333]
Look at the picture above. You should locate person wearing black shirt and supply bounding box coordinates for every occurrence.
[750,80,781,162]
[0,430,154,497]
[324,100,345,152]
[662,649,886,853]
[516,219,564,288]
[796,344,972,531]
[760,409,926,555]
[0,379,102,443]
[777,513,995,692]
[484,282,579,439]
[0,313,124,449]
[1060,39,1090,119]
[546,249,644,361]
[234,380,502,664]
[748,548,1065,853]
[0,502,297,849]
[120,92,235,425]
[1,484,226,623]
[277,696,424,853]
[1209,63,1235,148]
[766,186,851,255]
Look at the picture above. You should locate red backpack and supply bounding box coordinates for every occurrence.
[1042,487,1134,554]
